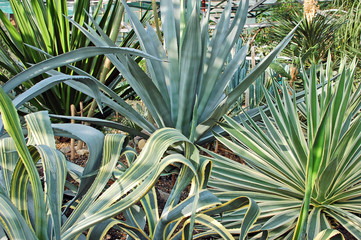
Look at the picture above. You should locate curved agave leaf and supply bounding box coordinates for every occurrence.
[183,214,235,240]
[154,190,219,240]
[92,151,260,239]
[203,195,261,240]
[156,154,205,237]
[314,229,344,240]
[0,87,47,239]
[31,145,67,240]
[67,13,172,129]
[0,118,261,240]
[25,111,56,147]
[60,128,200,239]
[108,149,212,239]
[139,188,158,237]
[171,195,261,240]
[10,111,67,239]
[0,108,130,240]
[90,165,157,239]
[49,114,149,139]
[0,192,37,240]
[11,75,103,112]
[60,133,127,235]
[51,123,105,205]
[9,146,39,228]
[2,46,161,94]
[0,138,18,195]
[124,204,147,234]
[0,94,165,239]
[63,79,156,133]
[87,218,149,240]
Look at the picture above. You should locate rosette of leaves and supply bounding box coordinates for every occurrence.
[269,6,340,66]
[44,0,296,143]
[0,85,261,239]
[96,151,261,240]
[205,58,361,239]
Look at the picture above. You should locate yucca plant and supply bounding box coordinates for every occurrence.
[269,6,339,66]
[0,0,147,116]
[205,57,361,239]
[0,85,262,239]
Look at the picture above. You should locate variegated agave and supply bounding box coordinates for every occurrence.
[205,58,361,239]
[0,86,261,239]
[68,0,297,143]
[110,154,261,240]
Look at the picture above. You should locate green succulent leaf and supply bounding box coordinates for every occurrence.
[0,192,37,240]
[209,59,361,239]
[0,86,47,239]
[314,229,344,240]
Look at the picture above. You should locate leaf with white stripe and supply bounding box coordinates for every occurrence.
[0,138,18,195]
[0,192,37,240]
[0,87,47,239]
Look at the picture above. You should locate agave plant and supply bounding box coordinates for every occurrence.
[0,84,262,239]
[26,0,293,142]
[103,154,261,240]
[0,0,296,143]
[205,58,361,239]
[0,0,147,116]
[94,171,262,239]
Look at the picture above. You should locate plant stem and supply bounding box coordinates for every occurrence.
[86,3,124,118]
[152,0,162,41]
